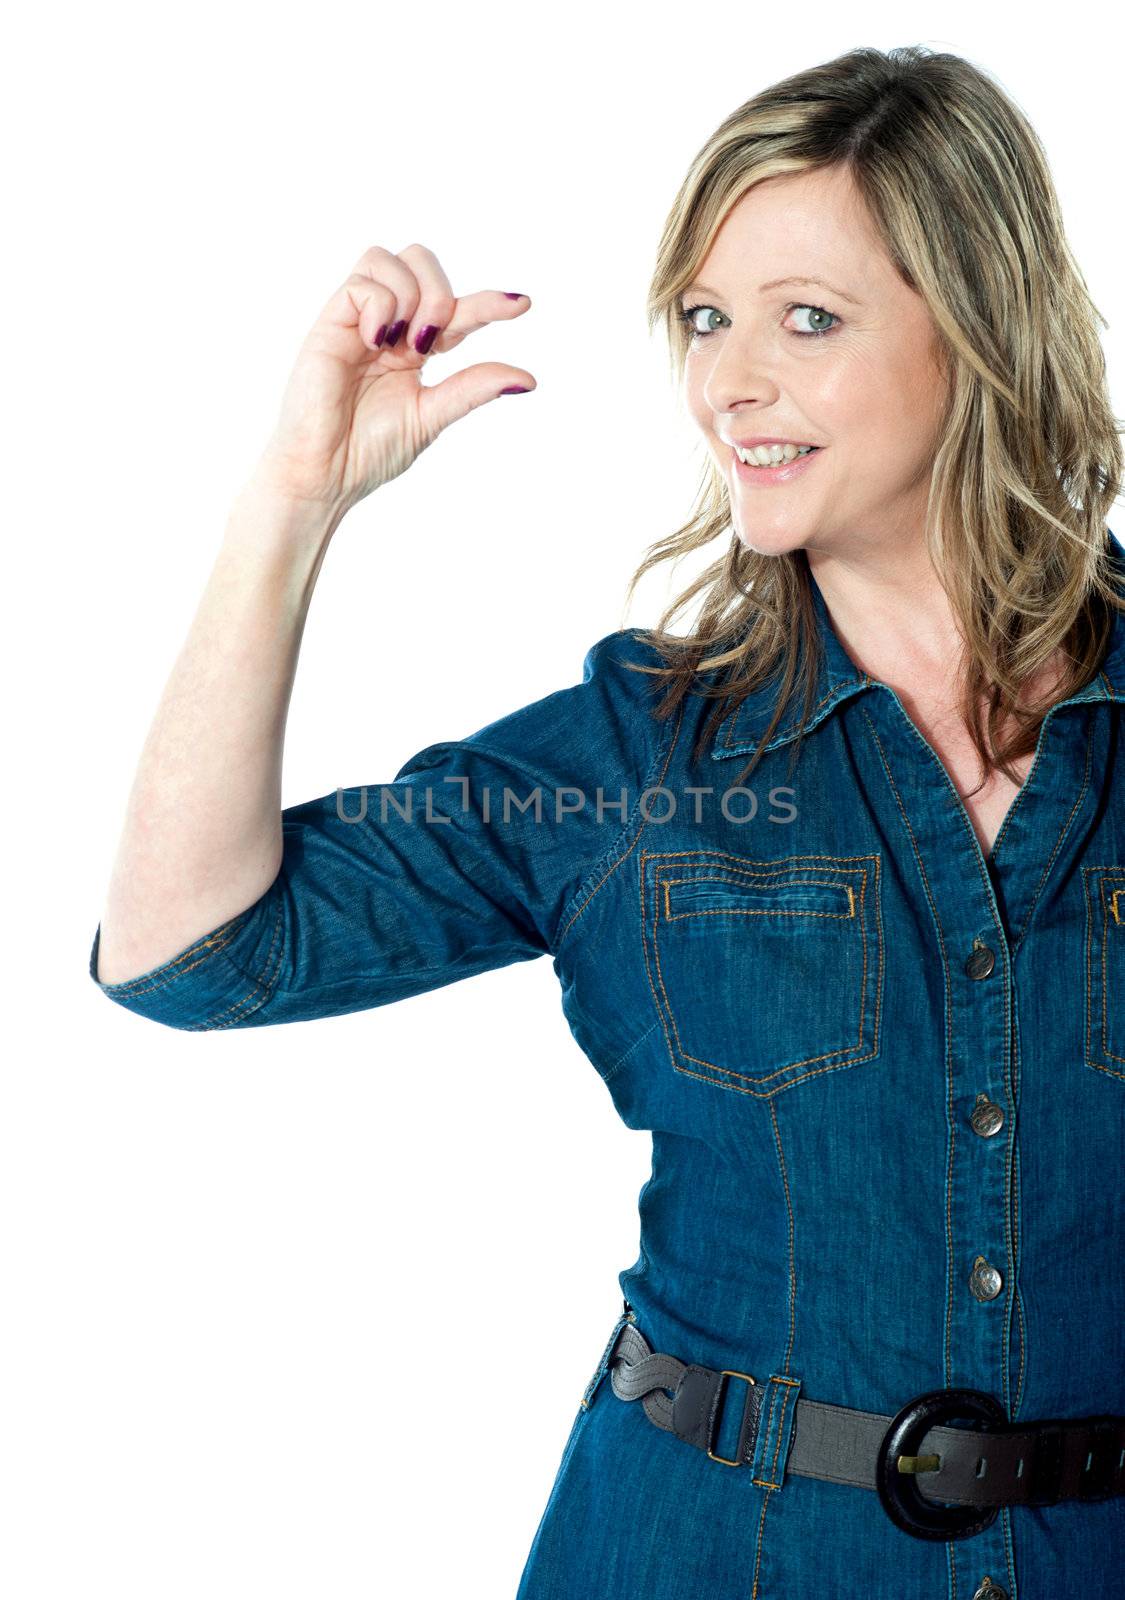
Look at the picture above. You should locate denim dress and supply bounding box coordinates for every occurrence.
[90,538,1125,1599]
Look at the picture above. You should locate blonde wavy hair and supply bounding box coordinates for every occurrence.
[622,43,1125,794]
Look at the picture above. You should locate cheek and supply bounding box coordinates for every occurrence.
[684,372,711,436]
[824,343,942,454]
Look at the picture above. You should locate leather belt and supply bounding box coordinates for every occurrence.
[602,1316,1125,1542]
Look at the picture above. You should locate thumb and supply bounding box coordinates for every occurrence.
[415,362,535,441]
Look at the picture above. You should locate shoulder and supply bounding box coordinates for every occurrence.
[485,626,669,749]
[579,626,671,703]
[394,628,673,787]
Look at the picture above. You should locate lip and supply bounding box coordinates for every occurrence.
[731,444,824,487]
[727,436,819,450]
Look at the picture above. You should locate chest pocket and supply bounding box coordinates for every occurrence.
[1084,866,1125,1082]
[641,849,884,1098]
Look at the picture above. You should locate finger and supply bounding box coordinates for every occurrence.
[309,245,424,360]
[395,242,457,355]
[348,243,426,349]
[416,361,537,441]
[348,242,423,322]
[429,289,532,353]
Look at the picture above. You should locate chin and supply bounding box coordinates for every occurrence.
[732,525,814,560]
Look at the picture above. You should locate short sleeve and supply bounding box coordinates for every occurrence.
[88,628,670,1031]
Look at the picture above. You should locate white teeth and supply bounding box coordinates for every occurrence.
[735,443,816,466]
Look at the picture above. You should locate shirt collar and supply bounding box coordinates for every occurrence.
[710,531,1125,763]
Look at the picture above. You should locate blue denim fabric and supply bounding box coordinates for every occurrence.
[90,535,1125,1597]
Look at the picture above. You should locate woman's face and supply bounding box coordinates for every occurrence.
[681,164,949,564]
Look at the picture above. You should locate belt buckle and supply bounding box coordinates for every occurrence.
[707,1369,757,1467]
[875,1387,1007,1541]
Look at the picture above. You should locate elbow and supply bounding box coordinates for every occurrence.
[87,893,284,1032]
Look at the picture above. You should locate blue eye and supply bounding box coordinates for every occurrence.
[674,302,840,340]
[789,304,839,336]
[676,305,728,339]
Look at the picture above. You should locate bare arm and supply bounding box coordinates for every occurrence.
[93,240,535,987]
[94,473,344,984]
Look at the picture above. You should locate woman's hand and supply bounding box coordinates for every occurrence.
[254,242,535,512]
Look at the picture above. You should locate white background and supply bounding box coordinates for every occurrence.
[3,3,1123,1596]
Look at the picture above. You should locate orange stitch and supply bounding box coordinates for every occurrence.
[999,991,1021,1417]
[555,699,686,948]
[666,906,854,921]
[204,893,284,1021]
[859,710,962,1385]
[656,870,857,883]
[859,716,1027,1400]
[661,869,856,922]
[668,1042,881,1094]
[650,847,876,865]
[751,1378,782,1488]
[999,1503,1018,1595]
[1004,1062,1024,1414]
[1084,867,1125,1077]
[1005,723,1094,949]
[767,1378,797,1486]
[658,870,859,890]
[722,678,865,751]
[204,891,286,1028]
[638,848,679,1077]
[1013,1276,1026,1417]
[769,1101,799,1374]
[102,910,255,1000]
[644,849,882,1094]
[1085,868,1094,1065]
[749,1486,771,1599]
[1100,874,1125,1068]
[658,865,860,882]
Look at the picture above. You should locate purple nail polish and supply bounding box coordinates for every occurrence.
[499,386,529,395]
[504,292,525,300]
[414,323,439,355]
[384,320,407,347]
[373,324,387,346]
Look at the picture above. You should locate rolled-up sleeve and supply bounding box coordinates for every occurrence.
[88,629,668,1031]
[88,889,288,1030]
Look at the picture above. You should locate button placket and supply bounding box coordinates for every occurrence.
[859,696,1021,1585]
[965,942,1007,1312]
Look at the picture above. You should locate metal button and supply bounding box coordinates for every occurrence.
[966,943,996,980]
[972,1580,1010,1600]
[969,1256,1003,1301]
[970,1096,1005,1137]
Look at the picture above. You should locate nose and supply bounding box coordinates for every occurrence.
[700,324,781,415]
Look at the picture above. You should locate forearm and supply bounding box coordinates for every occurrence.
[94,470,347,985]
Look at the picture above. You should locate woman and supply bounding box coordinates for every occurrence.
[90,43,1124,1600]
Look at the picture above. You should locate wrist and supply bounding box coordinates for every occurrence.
[218,471,344,608]
[234,459,352,546]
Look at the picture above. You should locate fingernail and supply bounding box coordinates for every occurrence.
[504,292,526,300]
[373,324,387,346]
[384,320,407,347]
[414,323,439,355]
[499,386,530,395]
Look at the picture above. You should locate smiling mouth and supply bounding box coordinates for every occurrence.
[734,445,821,467]
[731,443,824,482]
